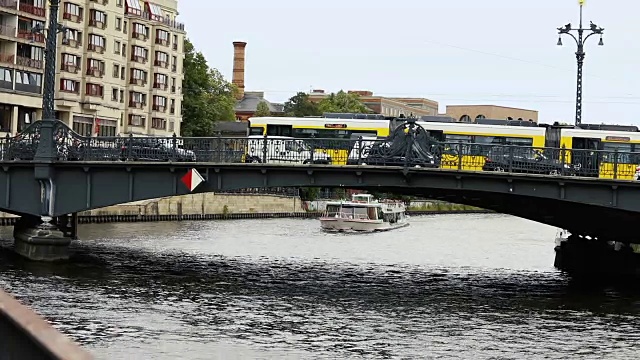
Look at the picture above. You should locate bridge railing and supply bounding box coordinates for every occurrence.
[1,125,639,180]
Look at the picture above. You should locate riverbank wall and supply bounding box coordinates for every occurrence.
[0,194,491,225]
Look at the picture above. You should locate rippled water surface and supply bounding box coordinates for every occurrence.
[1,214,639,359]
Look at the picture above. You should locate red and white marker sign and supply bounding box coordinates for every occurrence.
[181,168,205,191]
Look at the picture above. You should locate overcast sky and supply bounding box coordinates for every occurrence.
[178,0,639,125]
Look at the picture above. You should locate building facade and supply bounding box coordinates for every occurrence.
[307,90,439,118]
[0,0,185,137]
[445,105,538,123]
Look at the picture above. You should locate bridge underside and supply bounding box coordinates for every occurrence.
[0,162,639,242]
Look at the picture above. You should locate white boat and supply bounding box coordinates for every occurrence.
[555,229,571,246]
[319,193,410,232]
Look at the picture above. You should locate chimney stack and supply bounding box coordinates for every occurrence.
[232,41,247,101]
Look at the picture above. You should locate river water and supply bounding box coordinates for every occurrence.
[0,214,639,359]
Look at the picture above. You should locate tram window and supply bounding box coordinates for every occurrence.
[266,124,292,137]
[504,137,533,146]
[445,134,473,143]
[472,135,504,156]
[602,143,633,163]
[249,127,264,136]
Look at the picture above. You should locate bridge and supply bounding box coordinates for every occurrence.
[1,118,639,262]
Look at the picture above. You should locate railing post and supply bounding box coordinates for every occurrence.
[357,136,363,165]
[457,143,463,170]
[561,145,566,176]
[613,148,619,179]
[171,132,177,161]
[508,146,513,173]
[126,133,133,160]
[262,134,268,164]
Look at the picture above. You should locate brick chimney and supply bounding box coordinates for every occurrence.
[232,41,247,100]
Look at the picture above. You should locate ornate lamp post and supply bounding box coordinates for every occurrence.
[556,0,604,126]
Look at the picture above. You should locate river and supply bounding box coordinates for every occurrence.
[0,214,639,359]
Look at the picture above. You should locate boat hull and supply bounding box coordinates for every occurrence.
[319,217,410,233]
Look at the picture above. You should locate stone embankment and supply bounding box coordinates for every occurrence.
[0,194,490,225]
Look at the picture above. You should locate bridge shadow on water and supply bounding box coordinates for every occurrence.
[1,240,638,317]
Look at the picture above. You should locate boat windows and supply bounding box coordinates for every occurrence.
[326,205,341,216]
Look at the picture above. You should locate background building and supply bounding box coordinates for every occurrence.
[231,41,283,121]
[445,105,538,123]
[308,89,439,118]
[0,0,185,136]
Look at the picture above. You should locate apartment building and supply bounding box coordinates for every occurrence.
[0,0,185,137]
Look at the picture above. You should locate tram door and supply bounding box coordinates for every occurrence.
[571,137,601,177]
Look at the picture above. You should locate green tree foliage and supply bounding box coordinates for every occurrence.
[283,92,321,117]
[317,90,370,114]
[181,38,236,136]
[254,101,271,117]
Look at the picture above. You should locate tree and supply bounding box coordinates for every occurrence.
[254,101,271,117]
[317,90,370,114]
[181,38,236,137]
[283,92,321,117]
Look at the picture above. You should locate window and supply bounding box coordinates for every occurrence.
[85,83,103,97]
[116,0,122,6]
[130,68,147,84]
[63,28,82,46]
[128,114,145,127]
[119,89,124,102]
[151,118,166,130]
[131,45,147,62]
[112,87,118,101]
[115,17,122,30]
[16,70,41,86]
[153,73,167,89]
[122,43,126,56]
[171,77,176,92]
[60,78,78,92]
[112,64,119,77]
[114,40,120,54]
[153,95,166,111]
[172,34,178,50]
[88,34,105,52]
[133,23,148,38]
[0,67,13,83]
[125,0,142,15]
[129,91,146,106]
[171,56,177,72]
[170,99,175,114]
[89,9,106,27]
[64,3,83,21]
[155,29,169,45]
[61,53,79,72]
[154,51,168,66]
[86,58,104,76]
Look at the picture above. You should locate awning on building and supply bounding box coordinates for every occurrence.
[126,0,142,12]
[146,2,163,19]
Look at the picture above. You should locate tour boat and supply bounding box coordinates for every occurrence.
[319,193,409,232]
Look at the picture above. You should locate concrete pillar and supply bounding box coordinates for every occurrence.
[13,216,71,261]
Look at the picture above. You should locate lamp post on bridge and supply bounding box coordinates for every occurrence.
[31,0,68,222]
[556,0,604,127]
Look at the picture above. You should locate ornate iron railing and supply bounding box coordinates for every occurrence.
[2,120,639,181]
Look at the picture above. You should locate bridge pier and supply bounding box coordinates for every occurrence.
[554,234,640,277]
[12,216,72,262]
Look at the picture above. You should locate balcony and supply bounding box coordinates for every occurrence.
[153,60,167,68]
[17,29,44,43]
[16,56,42,69]
[0,24,15,37]
[89,19,106,29]
[128,101,145,109]
[0,0,18,11]
[61,63,79,73]
[127,11,185,32]
[0,53,14,65]
[132,32,148,41]
[63,13,83,23]
[62,38,82,49]
[129,78,146,86]
[152,104,165,112]
[153,82,167,90]
[87,44,105,53]
[86,67,104,77]
[155,38,168,46]
[130,55,147,64]
[18,1,45,17]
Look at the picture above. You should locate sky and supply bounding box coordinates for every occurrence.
[177,0,640,125]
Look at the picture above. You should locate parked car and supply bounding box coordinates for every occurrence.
[120,138,196,162]
[483,148,579,175]
[244,136,331,164]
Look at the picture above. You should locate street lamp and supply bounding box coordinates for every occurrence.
[557,0,604,126]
